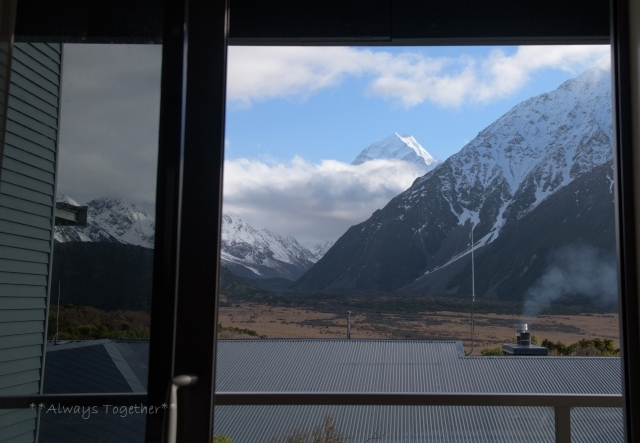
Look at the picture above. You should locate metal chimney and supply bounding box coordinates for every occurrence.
[502,324,548,356]
[347,311,352,339]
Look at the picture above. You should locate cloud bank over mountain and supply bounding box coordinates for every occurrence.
[222,156,426,244]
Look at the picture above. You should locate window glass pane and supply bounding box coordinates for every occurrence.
[220,44,619,347]
[0,43,159,422]
[44,44,159,394]
[1,404,149,443]
[218,44,621,441]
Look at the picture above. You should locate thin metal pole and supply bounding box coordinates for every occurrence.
[466,224,476,355]
[347,311,351,339]
[54,281,60,344]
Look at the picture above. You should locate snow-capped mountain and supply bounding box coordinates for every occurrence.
[55,194,155,248]
[305,241,335,260]
[352,133,438,173]
[55,195,321,280]
[293,67,614,293]
[221,215,317,280]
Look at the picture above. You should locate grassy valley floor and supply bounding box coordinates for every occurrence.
[217,300,619,354]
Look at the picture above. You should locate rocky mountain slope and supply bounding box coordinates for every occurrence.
[352,133,438,173]
[293,67,615,296]
[55,195,155,248]
[221,215,318,280]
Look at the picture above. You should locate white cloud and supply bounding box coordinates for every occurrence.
[222,157,424,243]
[227,45,610,108]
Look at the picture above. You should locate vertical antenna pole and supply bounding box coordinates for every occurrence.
[55,281,60,344]
[466,223,476,356]
[471,224,475,300]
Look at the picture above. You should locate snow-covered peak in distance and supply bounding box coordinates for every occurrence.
[304,240,335,260]
[352,133,438,173]
[54,193,155,248]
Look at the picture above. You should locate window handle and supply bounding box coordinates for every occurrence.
[163,374,199,443]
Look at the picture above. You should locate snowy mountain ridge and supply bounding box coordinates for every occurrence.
[409,66,612,249]
[55,195,155,248]
[293,66,615,292]
[352,133,438,173]
[220,214,319,279]
[54,195,328,280]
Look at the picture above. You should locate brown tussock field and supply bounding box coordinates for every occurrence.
[217,301,619,354]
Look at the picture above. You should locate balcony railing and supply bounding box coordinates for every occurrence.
[215,392,623,443]
[0,392,623,443]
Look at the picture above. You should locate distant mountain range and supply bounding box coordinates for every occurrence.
[54,67,614,304]
[54,133,434,281]
[53,199,328,280]
[293,67,616,301]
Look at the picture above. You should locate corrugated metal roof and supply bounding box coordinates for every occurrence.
[43,342,132,394]
[37,339,623,443]
[215,340,621,394]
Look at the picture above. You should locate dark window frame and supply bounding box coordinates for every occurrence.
[2,1,638,443]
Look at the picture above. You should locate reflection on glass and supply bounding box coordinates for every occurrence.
[0,43,158,432]
[39,44,160,397]
[1,405,148,443]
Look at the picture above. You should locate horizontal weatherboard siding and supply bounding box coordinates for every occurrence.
[9,72,57,108]
[31,44,60,63]
[3,146,55,174]
[11,49,59,87]
[0,356,40,376]
[0,182,53,206]
[5,121,55,152]
[8,96,57,130]
[0,246,48,263]
[0,298,46,310]
[0,310,44,323]
[0,194,52,218]
[1,157,54,185]
[1,170,53,195]
[0,409,36,441]
[0,321,44,336]
[0,43,60,443]
[0,285,46,298]
[13,45,60,76]
[0,233,50,254]
[0,273,47,286]
[0,345,42,363]
[0,259,48,275]
[0,220,52,241]
[0,381,39,395]
[0,207,51,230]
[0,333,45,350]
[10,59,58,95]
[4,133,56,161]
[7,108,56,140]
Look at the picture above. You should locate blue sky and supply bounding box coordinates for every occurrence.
[225,45,610,164]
